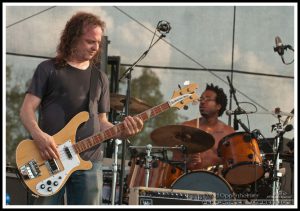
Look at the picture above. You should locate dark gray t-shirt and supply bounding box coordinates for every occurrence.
[27,59,110,161]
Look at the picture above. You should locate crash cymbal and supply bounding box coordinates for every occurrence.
[256,110,294,117]
[110,93,151,114]
[150,125,215,153]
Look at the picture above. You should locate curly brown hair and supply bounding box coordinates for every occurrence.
[55,12,106,67]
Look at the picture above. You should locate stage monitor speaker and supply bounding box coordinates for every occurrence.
[6,168,29,205]
[128,187,216,205]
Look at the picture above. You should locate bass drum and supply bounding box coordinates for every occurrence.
[171,170,235,205]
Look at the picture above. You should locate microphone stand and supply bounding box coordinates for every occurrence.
[226,76,243,130]
[227,76,260,196]
[111,139,122,205]
[270,119,284,205]
[270,120,293,204]
[235,118,251,133]
[144,144,153,187]
[117,33,166,205]
[180,145,188,174]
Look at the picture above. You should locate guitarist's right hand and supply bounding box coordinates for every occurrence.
[32,131,60,160]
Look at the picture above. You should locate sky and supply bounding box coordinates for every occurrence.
[2,2,297,208]
[4,3,296,137]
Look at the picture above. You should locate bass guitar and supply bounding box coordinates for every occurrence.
[15,83,199,196]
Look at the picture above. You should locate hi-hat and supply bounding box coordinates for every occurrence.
[262,152,293,163]
[150,125,215,154]
[110,93,151,114]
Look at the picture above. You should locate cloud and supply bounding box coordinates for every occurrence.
[221,44,241,65]
[6,6,113,56]
[239,51,277,73]
[220,44,277,74]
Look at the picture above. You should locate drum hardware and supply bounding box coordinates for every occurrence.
[271,122,284,205]
[181,145,188,173]
[111,139,122,205]
[283,109,294,126]
[243,133,252,142]
[262,152,293,163]
[206,164,223,176]
[150,125,215,154]
[227,159,234,165]
[151,159,159,168]
[267,111,293,205]
[127,145,184,189]
[144,144,153,187]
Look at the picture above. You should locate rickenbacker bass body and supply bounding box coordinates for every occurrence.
[15,83,199,197]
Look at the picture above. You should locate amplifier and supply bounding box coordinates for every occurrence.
[6,166,29,205]
[128,187,216,205]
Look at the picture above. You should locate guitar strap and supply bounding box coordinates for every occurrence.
[88,64,104,117]
[75,65,103,144]
[75,64,106,160]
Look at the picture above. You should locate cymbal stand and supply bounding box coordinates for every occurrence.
[271,121,284,205]
[180,145,188,174]
[145,144,153,187]
[111,139,122,205]
[128,145,184,187]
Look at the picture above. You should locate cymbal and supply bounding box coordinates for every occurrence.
[150,125,215,153]
[256,111,294,117]
[110,93,151,114]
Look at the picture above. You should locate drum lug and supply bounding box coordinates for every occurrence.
[227,159,234,166]
[224,140,230,147]
[243,134,252,142]
[248,154,254,159]
[171,167,177,174]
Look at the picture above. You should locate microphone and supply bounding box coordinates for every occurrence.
[284,124,293,133]
[157,20,171,33]
[274,36,285,56]
[276,124,293,138]
[226,109,254,115]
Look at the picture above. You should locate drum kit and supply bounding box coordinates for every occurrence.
[109,94,294,205]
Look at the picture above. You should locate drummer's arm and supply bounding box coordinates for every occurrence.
[172,150,184,161]
[187,153,203,170]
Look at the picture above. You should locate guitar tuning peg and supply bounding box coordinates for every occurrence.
[183,105,188,110]
[192,100,198,105]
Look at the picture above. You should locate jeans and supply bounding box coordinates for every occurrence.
[33,162,103,205]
